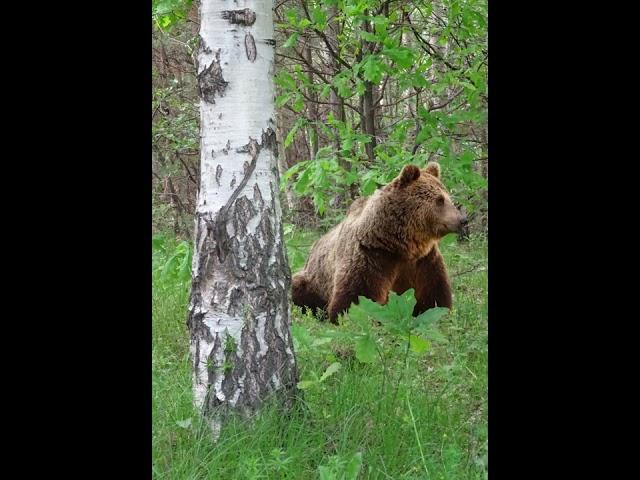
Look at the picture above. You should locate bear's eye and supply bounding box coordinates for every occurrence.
[436,195,445,206]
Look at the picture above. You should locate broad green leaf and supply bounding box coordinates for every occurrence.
[344,169,358,186]
[355,334,377,363]
[422,326,449,344]
[415,125,432,147]
[409,335,431,354]
[275,93,291,108]
[283,32,299,48]
[346,303,369,327]
[355,296,395,321]
[285,8,298,26]
[334,74,353,98]
[387,289,417,319]
[312,8,327,29]
[382,47,414,68]
[361,177,378,196]
[359,31,378,42]
[345,452,363,480]
[412,73,428,88]
[318,466,334,480]
[319,362,342,382]
[275,72,296,90]
[414,307,450,332]
[363,56,384,84]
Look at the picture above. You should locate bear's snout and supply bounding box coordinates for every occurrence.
[458,213,468,230]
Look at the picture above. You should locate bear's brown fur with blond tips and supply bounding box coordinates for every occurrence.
[291,163,467,323]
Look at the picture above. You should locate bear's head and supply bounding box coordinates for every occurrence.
[385,162,468,240]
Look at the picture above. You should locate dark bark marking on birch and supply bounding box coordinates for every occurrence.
[253,183,264,209]
[188,126,297,421]
[213,137,261,262]
[197,49,228,104]
[245,33,257,62]
[262,39,276,46]
[221,8,256,26]
[199,38,213,55]
[215,165,223,186]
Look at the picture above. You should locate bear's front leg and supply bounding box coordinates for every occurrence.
[327,270,392,324]
[413,247,452,316]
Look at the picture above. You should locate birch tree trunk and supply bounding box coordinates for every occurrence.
[187,0,298,437]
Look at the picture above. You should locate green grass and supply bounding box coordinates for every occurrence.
[152,232,487,479]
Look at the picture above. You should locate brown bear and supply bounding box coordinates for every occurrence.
[291,162,467,324]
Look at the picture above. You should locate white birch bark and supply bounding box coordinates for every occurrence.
[187,0,298,437]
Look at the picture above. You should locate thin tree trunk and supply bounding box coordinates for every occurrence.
[188,0,298,438]
[304,35,319,160]
[361,13,377,162]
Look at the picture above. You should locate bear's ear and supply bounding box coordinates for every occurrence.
[397,164,421,187]
[424,162,441,179]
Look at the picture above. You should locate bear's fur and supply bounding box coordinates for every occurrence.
[291,163,467,323]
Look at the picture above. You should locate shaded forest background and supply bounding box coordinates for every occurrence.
[152,0,487,240]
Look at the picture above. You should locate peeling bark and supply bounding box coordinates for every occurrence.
[188,0,298,438]
[221,8,257,26]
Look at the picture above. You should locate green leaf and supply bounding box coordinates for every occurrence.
[312,7,327,29]
[275,71,296,90]
[355,296,391,321]
[422,326,449,344]
[359,31,378,42]
[344,169,358,186]
[275,93,291,108]
[294,168,312,194]
[320,84,331,100]
[283,32,299,48]
[297,380,317,390]
[362,56,384,84]
[361,177,378,196]
[299,18,312,28]
[313,191,326,215]
[333,74,353,98]
[355,334,377,363]
[292,93,305,112]
[318,465,334,480]
[346,303,369,327]
[315,146,334,161]
[409,335,431,354]
[414,307,450,332]
[382,47,414,68]
[386,289,417,319]
[345,452,363,480]
[285,8,298,26]
[319,362,342,382]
